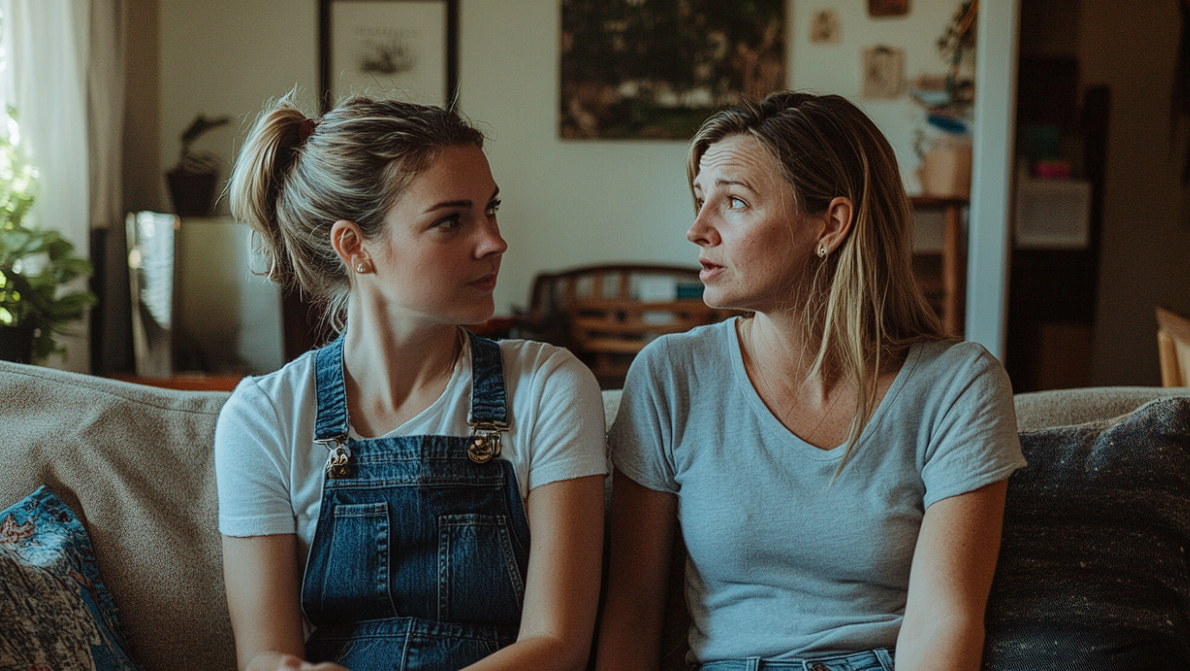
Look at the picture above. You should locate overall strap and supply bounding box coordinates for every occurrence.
[465,331,512,464]
[313,335,349,443]
[467,331,510,427]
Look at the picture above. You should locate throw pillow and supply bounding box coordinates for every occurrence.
[0,486,142,671]
[983,396,1190,670]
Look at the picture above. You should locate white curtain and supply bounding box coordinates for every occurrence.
[0,0,125,373]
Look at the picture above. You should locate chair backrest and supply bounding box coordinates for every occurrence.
[521,264,732,387]
[1156,305,1190,387]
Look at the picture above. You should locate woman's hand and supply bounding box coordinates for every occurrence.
[895,479,1010,671]
[245,652,350,671]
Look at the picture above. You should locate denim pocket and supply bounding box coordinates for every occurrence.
[313,501,393,619]
[437,513,525,624]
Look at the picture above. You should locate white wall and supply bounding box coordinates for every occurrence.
[464,0,977,316]
[156,0,1007,352]
[159,0,318,205]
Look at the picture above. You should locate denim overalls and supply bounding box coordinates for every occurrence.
[300,333,530,670]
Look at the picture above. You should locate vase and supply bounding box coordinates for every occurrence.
[166,168,219,217]
[0,326,34,364]
[918,145,972,199]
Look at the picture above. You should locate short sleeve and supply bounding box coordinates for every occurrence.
[608,339,679,493]
[215,378,299,537]
[920,347,1026,509]
[520,347,609,490]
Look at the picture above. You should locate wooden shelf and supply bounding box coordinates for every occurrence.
[910,196,967,337]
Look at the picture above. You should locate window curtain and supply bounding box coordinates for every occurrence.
[88,0,128,375]
[0,0,125,373]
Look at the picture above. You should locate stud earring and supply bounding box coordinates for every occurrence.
[356,263,367,273]
[818,245,828,258]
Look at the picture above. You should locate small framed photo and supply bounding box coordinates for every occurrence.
[319,0,458,111]
[868,0,909,17]
[862,46,904,99]
[809,9,841,44]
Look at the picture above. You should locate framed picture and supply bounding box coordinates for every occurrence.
[319,0,458,111]
[868,0,909,17]
[560,0,786,139]
[862,46,904,99]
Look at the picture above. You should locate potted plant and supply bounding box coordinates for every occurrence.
[165,113,231,217]
[0,107,97,364]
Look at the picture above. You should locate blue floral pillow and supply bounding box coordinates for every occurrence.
[0,486,142,671]
[983,396,1190,669]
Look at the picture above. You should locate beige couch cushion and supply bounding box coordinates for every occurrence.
[0,361,235,671]
[1013,385,1190,431]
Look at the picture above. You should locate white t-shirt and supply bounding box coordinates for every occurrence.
[216,337,608,564]
[610,319,1026,662]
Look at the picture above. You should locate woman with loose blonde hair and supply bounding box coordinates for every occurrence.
[217,92,607,671]
[598,91,1024,671]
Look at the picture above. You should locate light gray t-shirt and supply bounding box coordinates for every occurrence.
[610,318,1026,663]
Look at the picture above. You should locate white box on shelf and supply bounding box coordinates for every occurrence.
[1014,177,1092,249]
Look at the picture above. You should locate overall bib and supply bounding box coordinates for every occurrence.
[301,333,530,671]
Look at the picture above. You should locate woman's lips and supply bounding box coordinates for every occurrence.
[469,272,498,292]
[699,260,724,282]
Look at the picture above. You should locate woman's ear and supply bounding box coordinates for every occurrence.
[330,220,371,273]
[818,196,853,255]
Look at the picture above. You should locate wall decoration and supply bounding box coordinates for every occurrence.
[319,0,458,111]
[868,0,909,17]
[809,9,841,44]
[560,0,786,139]
[861,45,904,99]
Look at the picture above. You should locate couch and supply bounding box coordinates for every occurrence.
[0,359,1187,670]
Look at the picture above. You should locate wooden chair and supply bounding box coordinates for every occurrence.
[516,264,732,388]
[1156,305,1190,387]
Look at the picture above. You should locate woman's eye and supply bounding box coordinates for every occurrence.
[727,196,746,210]
[434,214,461,231]
[694,198,705,212]
[485,199,502,217]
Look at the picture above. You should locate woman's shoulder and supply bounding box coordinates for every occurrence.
[898,337,1013,411]
[497,336,581,370]
[637,317,736,363]
[495,337,601,390]
[910,338,1004,376]
[226,347,320,408]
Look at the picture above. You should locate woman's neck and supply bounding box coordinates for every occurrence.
[340,307,464,438]
[741,312,835,401]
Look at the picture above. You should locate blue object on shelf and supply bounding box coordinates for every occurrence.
[927,114,968,135]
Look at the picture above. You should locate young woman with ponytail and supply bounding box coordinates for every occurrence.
[215,93,606,671]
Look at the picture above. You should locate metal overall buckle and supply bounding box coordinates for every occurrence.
[467,421,508,464]
[316,435,353,479]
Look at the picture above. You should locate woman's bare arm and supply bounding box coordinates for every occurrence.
[895,479,1009,671]
[594,469,679,671]
[222,533,347,671]
[461,473,606,671]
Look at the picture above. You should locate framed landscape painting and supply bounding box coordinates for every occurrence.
[560,0,786,139]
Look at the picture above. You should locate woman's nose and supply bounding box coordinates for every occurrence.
[479,220,508,257]
[687,208,715,246]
